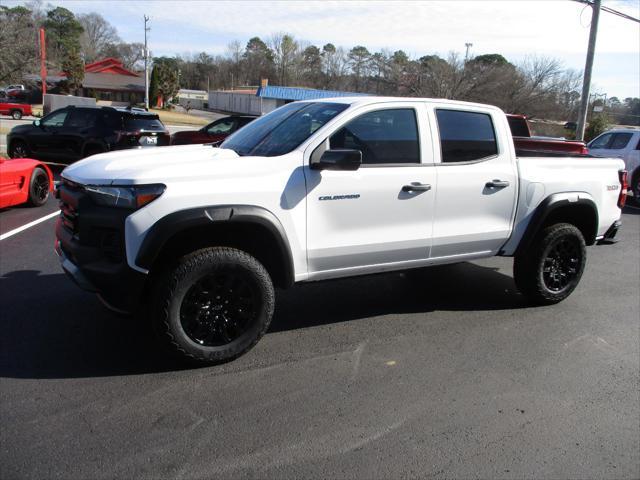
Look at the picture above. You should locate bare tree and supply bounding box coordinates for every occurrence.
[270,33,298,86]
[226,40,243,88]
[78,12,120,63]
[0,5,38,83]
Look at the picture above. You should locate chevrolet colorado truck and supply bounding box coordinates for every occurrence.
[55,97,628,364]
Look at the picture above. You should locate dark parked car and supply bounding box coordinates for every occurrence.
[7,106,170,163]
[171,115,256,145]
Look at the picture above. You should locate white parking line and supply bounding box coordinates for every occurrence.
[0,211,59,241]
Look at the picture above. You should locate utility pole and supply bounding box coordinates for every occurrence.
[576,0,601,141]
[144,15,150,109]
[39,28,47,98]
[464,42,473,62]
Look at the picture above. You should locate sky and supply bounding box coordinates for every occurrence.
[10,0,640,99]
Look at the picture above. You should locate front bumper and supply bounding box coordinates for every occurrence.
[54,181,147,312]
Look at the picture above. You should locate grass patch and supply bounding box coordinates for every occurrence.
[150,109,209,126]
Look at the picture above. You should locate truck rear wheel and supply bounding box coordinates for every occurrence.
[11,109,23,120]
[152,247,275,364]
[514,223,586,305]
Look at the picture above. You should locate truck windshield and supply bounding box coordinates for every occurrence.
[221,102,349,156]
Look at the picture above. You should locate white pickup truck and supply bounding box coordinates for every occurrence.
[55,97,628,364]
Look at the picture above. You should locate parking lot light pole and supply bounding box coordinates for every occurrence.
[576,0,601,142]
[144,15,150,110]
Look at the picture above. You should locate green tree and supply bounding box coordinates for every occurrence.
[470,53,511,66]
[43,7,84,91]
[585,113,610,141]
[243,37,274,85]
[150,57,180,107]
[348,45,371,92]
[301,45,322,87]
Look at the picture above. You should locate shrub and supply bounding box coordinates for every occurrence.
[585,114,610,142]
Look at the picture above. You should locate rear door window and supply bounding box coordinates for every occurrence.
[589,133,613,149]
[329,108,420,164]
[65,109,97,128]
[436,109,498,162]
[610,133,633,149]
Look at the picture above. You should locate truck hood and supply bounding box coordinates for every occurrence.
[61,145,241,185]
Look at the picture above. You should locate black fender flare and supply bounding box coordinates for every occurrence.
[514,193,599,256]
[136,205,294,286]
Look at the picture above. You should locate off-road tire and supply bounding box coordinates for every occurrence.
[152,247,275,365]
[27,167,50,206]
[9,140,30,159]
[514,223,586,305]
[11,109,23,120]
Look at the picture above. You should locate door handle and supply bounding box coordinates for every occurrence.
[402,183,431,193]
[485,179,510,188]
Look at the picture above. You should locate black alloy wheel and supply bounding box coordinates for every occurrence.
[153,247,275,365]
[513,223,586,305]
[180,271,258,347]
[541,236,582,293]
[28,167,50,206]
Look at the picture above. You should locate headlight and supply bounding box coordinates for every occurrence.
[85,184,166,209]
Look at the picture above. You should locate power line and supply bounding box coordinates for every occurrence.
[572,0,640,22]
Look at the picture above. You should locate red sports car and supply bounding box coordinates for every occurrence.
[0,156,53,208]
[171,115,256,145]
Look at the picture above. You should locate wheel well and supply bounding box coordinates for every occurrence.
[539,204,598,245]
[149,222,292,289]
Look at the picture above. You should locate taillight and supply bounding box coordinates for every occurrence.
[618,170,628,208]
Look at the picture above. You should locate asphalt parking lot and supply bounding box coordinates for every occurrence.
[1,189,639,478]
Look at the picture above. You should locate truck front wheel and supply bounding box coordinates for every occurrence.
[152,247,275,364]
[514,223,586,305]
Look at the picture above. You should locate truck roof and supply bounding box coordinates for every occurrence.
[298,95,505,112]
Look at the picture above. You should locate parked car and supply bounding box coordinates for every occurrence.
[0,100,32,120]
[7,106,170,163]
[56,97,626,365]
[507,114,588,155]
[170,115,256,145]
[588,128,640,202]
[0,156,53,209]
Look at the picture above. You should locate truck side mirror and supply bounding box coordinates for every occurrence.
[311,149,362,171]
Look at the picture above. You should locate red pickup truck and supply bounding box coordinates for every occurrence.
[0,101,32,120]
[507,114,588,155]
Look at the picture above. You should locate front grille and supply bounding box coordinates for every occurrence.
[94,227,124,263]
[58,178,84,236]
[60,202,78,234]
